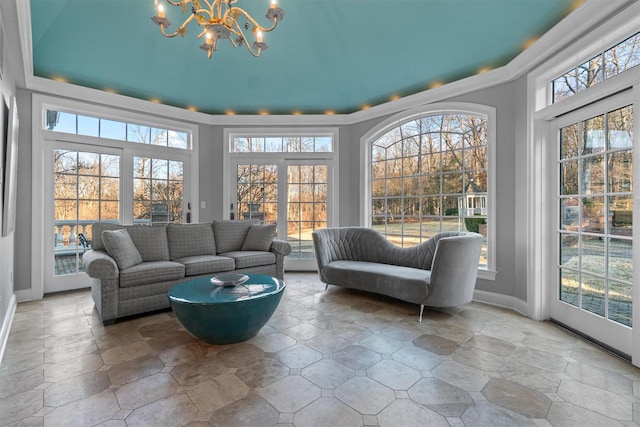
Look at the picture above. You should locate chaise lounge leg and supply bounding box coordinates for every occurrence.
[418,305,424,323]
[324,284,329,291]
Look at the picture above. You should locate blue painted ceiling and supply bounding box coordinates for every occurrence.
[30,0,577,115]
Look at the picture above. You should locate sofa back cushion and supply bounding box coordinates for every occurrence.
[167,223,216,260]
[312,227,470,271]
[241,224,276,251]
[213,220,255,253]
[90,223,122,251]
[126,225,171,261]
[101,229,143,270]
[91,223,170,261]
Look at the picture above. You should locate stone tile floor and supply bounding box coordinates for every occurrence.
[1,272,640,426]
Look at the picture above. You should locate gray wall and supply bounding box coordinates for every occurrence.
[13,89,32,292]
[0,0,19,338]
[447,80,520,298]
[10,77,527,304]
[197,123,221,222]
[331,80,524,299]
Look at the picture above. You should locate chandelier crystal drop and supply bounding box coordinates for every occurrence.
[151,0,285,59]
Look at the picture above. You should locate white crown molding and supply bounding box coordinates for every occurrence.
[15,0,636,127]
[505,0,634,80]
[15,0,33,88]
[27,76,213,125]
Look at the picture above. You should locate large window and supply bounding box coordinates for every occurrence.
[232,135,332,153]
[558,104,633,326]
[552,32,640,103]
[368,111,490,268]
[33,95,197,295]
[45,109,189,149]
[529,2,638,359]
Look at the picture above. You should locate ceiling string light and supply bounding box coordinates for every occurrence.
[151,0,285,59]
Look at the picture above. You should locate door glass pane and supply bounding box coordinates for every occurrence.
[236,164,278,224]
[287,165,328,259]
[560,123,579,159]
[559,233,579,266]
[560,160,579,195]
[582,115,605,155]
[557,104,633,327]
[581,273,605,317]
[581,155,605,194]
[559,268,579,307]
[581,235,605,275]
[54,150,120,276]
[133,157,184,224]
[609,280,632,327]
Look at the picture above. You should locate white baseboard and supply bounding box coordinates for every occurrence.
[0,293,17,366]
[473,289,530,318]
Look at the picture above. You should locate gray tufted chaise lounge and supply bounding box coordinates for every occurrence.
[312,227,483,322]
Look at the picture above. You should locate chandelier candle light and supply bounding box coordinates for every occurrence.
[151,0,285,59]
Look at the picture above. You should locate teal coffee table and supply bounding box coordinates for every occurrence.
[168,274,285,344]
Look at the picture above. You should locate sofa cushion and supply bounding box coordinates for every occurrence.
[174,255,235,276]
[101,229,143,270]
[119,261,185,288]
[213,220,255,253]
[220,251,276,269]
[90,223,170,261]
[90,222,122,251]
[322,260,431,304]
[167,223,216,260]
[241,224,276,251]
[126,225,170,261]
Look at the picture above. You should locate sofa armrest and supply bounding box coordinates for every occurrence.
[424,234,483,307]
[82,249,120,280]
[270,239,292,256]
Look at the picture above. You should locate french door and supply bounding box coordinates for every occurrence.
[44,140,191,293]
[230,159,334,270]
[550,92,635,357]
[45,142,122,293]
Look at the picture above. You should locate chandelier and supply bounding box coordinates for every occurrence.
[151,0,285,59]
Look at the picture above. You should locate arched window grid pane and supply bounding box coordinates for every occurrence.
[369,113,489,266]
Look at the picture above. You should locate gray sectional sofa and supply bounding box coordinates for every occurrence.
[83,221,291,325]
[312,227,483,321]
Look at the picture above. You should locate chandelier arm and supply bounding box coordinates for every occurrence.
[163,0,215,20]
[182,0,215,11]
[158,13,196,37]
[224,17,259,56]
[193,8,214,20]
[225,23,242,39]
[246,45,262,57]
[226,7,278,32]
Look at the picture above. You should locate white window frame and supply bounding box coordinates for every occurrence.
[360,102,497,281]
[526,1,640,359]
[31,94,200,299]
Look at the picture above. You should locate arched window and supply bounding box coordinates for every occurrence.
[363,104,494,272]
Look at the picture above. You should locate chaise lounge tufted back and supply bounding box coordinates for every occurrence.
[312,227,470,273]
